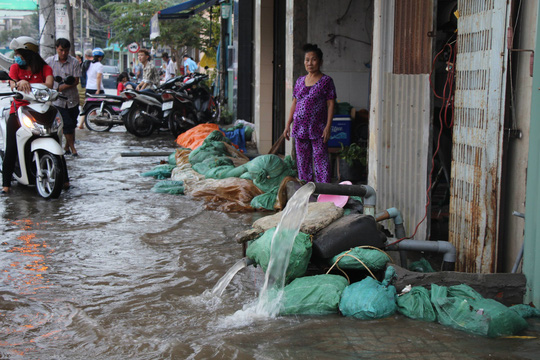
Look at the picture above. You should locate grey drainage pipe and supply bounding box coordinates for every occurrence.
[376,208,408,268]
[385,238,456,271]
[311,182,377,217]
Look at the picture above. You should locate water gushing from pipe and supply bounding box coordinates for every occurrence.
[211,258,253,297]
[254,182,316,316]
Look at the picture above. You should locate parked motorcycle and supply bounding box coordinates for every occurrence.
[182,73,221,123]
[120,76,185,137]
[81,93,124,132]
[120,88,165,137]
[162,74,221,137]
[0,71,71,199]
[161,75,197,138]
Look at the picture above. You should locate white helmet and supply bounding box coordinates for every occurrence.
[10,36,39,53]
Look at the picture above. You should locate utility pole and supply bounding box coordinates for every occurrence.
[66,0,75,54]
[39,0,56,59]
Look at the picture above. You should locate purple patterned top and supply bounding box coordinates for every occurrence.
[292,74,337,140]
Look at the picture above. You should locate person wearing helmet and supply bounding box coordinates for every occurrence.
[46,38,82,157]
[85,47,105,95]
[2,36,55,194]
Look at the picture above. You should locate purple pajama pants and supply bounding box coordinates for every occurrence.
[295,137,331,183]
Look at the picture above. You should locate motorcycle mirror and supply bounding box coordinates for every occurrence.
[65,76,75,85]
[204,66,209,70]
[54,76,63,83]
[0,70,14,81]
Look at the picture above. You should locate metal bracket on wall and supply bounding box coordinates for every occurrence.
[510,49,535,77]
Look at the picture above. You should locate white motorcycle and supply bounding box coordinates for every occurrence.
[0,71,71,199]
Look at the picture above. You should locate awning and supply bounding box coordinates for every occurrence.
[158,0,220,20]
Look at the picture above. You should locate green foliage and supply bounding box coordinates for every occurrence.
[339,143,367,167]
[220,106,234,125]
[100,0,220,55]
[100,1,165,46]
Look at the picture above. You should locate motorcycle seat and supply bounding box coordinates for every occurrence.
[86,94,124,101]
[136,90,163,101]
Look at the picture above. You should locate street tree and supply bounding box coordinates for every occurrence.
[101,0,220,58]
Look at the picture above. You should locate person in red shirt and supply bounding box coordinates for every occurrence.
[117,72,129,95]
[2,36,54,194]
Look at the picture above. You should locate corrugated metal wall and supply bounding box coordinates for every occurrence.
[371,0,433,240]
[450,0,510,273]
[378,73,431,239]
[393,0,434,74]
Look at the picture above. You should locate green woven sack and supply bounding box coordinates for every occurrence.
[246,227,312,284]
[431,284,528,337]
[280,274,349,315]
[204,130,230,143]
[409,258,435,273]
[330,247,389,271]
[205,164,248,179]
[250,186,279,210]
[189,141,229,164]
[244,155,296,193]
[168,152,176,165]
[339,266,397,320]
[396,286,436,322]
[140,164,176,179]
[151,180,185,195]
[510,304,540,318]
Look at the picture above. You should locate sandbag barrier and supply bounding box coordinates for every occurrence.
[140,124,297,211]
[245,227,537,337]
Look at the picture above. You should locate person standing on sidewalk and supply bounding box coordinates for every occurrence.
[182,54,198,75]
[78,49,93,129]
[46,38,82,157]
[283,43,336,183]
[162,52,175,82]
[85,48,105,95]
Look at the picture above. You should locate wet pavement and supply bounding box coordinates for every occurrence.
[1,120,540,358]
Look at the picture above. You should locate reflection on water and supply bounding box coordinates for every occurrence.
[0,130,539,359]
[6,219,51,295]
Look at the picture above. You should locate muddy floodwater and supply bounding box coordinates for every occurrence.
[1,128,540,359]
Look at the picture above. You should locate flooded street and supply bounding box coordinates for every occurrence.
[1,127,540,359]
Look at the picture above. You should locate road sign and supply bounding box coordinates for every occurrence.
[128,42,140,53]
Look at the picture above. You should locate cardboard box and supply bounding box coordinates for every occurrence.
[328,115,351,148]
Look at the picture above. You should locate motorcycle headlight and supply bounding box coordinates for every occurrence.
[32,88,51,102]
[20,114,43,135]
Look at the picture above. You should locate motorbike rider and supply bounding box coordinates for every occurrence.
[135,48,160,91]
[2,36,54,195]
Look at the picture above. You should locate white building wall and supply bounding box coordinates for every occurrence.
[307,0,373,110]
[253,0,274,154]
[502,0,538,272]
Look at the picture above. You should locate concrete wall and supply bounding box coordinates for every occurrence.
[256,0,373,155]
[502,0,538,272]
[307,0,373,110]
[253,0,274,154]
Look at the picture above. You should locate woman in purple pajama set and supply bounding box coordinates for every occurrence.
[283,43,336,183]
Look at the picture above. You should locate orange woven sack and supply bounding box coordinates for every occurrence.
[176,124,223,150]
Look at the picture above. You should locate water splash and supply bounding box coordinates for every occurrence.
[210,182,315,324]
[105,153,121,164]
[254,182,315,316]
[210,258,250,297]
